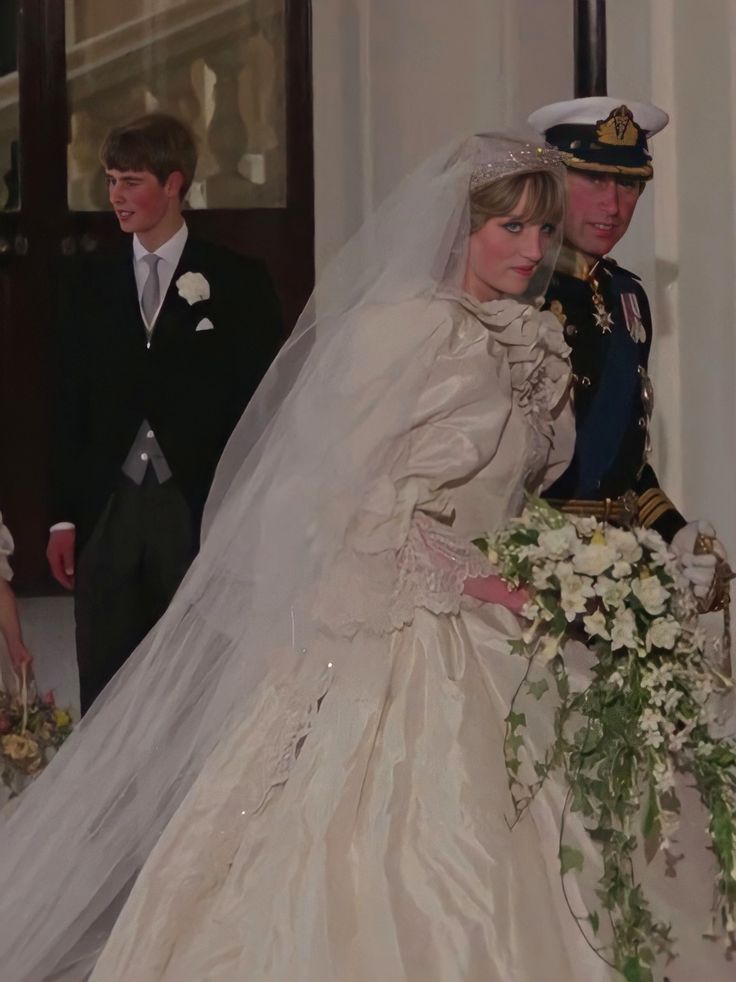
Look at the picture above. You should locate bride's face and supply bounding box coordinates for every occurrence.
[463,186,557,302]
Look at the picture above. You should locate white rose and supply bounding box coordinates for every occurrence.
[176,271,210,305]
[538,526,578,560]
[571,515,599,537]
[583,609,611,641]
[594,575,631,611]
[632,575,670,616]
[572,543,617,577]
[635,527,667,552]
[606,527,643,564]
[610,560,633,580]
[646,616,680,651]
[611,607,638,652]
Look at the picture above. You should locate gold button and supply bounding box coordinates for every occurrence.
[565,323,577,338]
[580,375,592,388]
[638,416,647,429]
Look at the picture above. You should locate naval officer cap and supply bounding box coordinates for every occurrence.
[527,97,669,181]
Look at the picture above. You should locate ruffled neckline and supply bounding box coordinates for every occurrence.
[437,289,572,439]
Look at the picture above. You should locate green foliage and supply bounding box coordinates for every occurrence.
[486,500,736,979]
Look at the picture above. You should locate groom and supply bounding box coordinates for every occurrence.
[47,113,282,712]
[529,97,728,607]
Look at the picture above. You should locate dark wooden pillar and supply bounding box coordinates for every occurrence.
[574,0,607,97]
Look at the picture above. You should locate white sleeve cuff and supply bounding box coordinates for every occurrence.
[49,522,76,533]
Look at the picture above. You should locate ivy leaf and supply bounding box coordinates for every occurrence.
[622,956,653,982]
[559,845,584,874]
[507,711,526,729]
[642,785,660,840]
[527,678,549,700]
[555,671,570,700]
[588,910,600,934]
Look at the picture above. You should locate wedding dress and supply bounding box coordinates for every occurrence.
[90,292,595,981]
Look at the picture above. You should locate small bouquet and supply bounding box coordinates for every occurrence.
[0,665,73,798]
[475,497,736,982]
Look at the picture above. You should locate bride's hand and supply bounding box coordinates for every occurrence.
[463,574,530,613]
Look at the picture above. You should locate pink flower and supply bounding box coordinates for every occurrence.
[41,690,56,708]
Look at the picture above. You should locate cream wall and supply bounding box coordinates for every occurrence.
[312,0,573,269]
[312,0,736,557]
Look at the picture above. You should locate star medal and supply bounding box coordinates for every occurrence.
[588,266,613,334]
[621,292,646,343]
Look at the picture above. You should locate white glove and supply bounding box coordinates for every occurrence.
[670,520,728,600]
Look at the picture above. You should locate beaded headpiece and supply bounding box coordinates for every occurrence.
[469,144,570,193]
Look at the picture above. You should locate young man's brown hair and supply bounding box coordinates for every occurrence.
[100,113,197,198]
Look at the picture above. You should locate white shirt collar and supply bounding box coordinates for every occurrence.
[133,221,189,266]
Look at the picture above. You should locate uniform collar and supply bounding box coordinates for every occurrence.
[555,244,612,281]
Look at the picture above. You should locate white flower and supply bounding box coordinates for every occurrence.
[635,526,668,552]
[557,566,596,621]
[531,564,554,590]
[608,670,625,689]
[639,706,665,748]
[611,560,633,580]
[583,609,611,641]
[653,760,676,794]
[538,526,578,560]
[594,575,631,611]
[176,271,210,305]
[571,516,599,537]
[632,575,670,616]
[646,617,680,651]
[611,607,638,652]
[606,527,643,564]
[572,543,617,577]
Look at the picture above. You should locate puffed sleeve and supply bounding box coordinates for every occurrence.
[314,302,510,635]
[0,514,14,583]
[314,298,571,637]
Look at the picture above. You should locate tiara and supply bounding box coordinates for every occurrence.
[470,145,570,191]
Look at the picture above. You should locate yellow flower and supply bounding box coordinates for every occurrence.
[1,733,40,761]
[591,531,607,546]
[53,709,71,728]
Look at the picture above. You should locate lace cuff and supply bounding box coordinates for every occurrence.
[390,511,491,628]
[315,498,491,637]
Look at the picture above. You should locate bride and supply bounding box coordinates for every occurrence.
[0,134,725,981]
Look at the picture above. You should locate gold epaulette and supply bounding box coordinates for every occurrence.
[637,488,677,528]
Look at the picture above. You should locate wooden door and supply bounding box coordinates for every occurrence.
[0,0,314,591]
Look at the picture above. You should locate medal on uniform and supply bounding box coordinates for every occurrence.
[588,264,613,334]
[621,292,646,343]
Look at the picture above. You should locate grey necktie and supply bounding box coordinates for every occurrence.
[141,253,162,329]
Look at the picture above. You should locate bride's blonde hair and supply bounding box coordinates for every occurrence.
[470,170,564,233]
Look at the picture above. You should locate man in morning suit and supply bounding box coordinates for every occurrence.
[528,97,728,608]
[46,113,282,713]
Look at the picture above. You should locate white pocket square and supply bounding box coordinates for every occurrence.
[195,318,215,332]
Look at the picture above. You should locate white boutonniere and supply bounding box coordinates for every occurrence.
[176,271,210,305]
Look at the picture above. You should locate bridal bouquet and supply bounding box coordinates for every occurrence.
[474,498,736,982]
[0,667,73,798]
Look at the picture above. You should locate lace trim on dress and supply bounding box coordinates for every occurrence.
[390,511,492,629]
[315,466,494,635]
